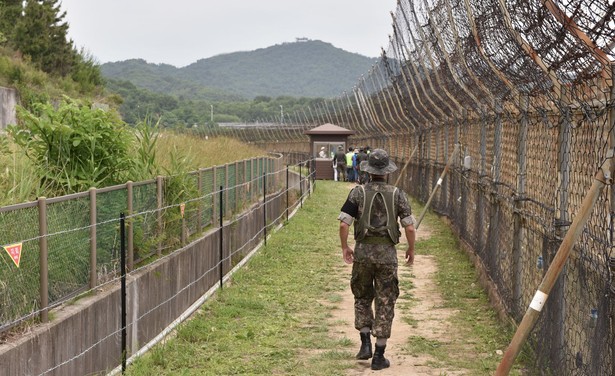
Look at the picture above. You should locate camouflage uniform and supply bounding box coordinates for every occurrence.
[338,181,414,339]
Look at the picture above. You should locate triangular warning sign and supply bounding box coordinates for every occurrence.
[4,243,23,268]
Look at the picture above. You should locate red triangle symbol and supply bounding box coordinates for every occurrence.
[4,243,23,268]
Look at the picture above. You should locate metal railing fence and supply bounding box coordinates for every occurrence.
[0,154,289,334]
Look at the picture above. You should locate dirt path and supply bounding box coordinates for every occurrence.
[329,218,467,375]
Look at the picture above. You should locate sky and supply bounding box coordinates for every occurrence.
[59,0,399,68]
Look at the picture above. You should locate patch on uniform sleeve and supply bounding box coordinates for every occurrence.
[341,199,359,217]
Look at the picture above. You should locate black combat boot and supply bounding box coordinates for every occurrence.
[371,344,390,370]
[355,332,372,360]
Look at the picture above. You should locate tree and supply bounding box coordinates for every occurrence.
[71,48,105,93]
[12,0,76,76]
[0,0,23,41]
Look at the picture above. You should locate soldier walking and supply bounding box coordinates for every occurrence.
[337,149,416,370]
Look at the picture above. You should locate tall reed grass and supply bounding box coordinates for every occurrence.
[0,130,266,207]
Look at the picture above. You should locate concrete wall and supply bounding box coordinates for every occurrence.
[0,86,18,130]
[0,187,291,375]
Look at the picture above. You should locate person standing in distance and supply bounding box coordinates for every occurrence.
[334,145,347,182]
[337,148,416,371]
[345,147,355,182]
[318,146,327,158]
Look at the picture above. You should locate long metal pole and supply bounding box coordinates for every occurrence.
[120,213,127,373]
[127,182,134,271]
[219,186,224,290]
[156,176,163,256]
[89,188,97,289]
[495,151,615,375]
[263,172,267,246]
[286,165,289,222]
[38,197,48,323]
[309,158,313,196]
[299,163,303,208]
[416,144,459,230]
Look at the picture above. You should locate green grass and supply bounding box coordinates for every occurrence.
[407,198,530,375]
[127,180,352,375]
[125,181,533,375]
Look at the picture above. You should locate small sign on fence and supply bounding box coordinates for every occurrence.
[3,243,23,267]
[180,203,186,218]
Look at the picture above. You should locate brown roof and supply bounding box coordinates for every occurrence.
[304,123,355,135]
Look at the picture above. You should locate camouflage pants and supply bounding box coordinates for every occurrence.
[350,261,399,338]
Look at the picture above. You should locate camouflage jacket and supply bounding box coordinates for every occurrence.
[338,181,414,264]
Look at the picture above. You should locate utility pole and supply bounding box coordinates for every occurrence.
[210,105,213,123]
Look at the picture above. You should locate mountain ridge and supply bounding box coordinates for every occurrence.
[101,40,377,99]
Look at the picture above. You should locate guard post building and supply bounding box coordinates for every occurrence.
[304,123,355,180]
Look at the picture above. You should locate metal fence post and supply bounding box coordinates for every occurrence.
[444,122,449,208]
[181,205,186,247]
[197,169,203,231]
[477,108,487,253]
[548,87,572,369]
[252,157,257,201]
[311,157,315,193]
[120,213,127,373]
[299,162,303,208]
[212,166,217,225]
[235,161,240,213]
[286,165,289,222]
[38,197,48,323]
[461,110,468,239]
[219,186,224,290]
[513,94,529,317]
[156,176,163,256]
[244,160,248,210]
[486,100,503,274]
[89,187,97,289]
[263,172,267,246]
[609,63,615,376]
[127,181,134,271]
[225,163,230,218]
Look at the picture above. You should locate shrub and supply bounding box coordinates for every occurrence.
[9,97,134,195]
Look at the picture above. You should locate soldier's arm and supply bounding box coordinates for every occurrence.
[397,189,416,265]
[404,223,415,265]
[339,221,354,264]
[338,191,359,264]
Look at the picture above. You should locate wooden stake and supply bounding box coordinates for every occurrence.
[416,143,460,229]
[394,144,419,187]
[496,151,615,374]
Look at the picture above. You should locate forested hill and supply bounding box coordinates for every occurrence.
[101,40,377,99]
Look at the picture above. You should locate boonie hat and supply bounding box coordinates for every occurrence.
[360,148,397,175]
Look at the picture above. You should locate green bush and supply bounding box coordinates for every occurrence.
[9,97,134,195]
